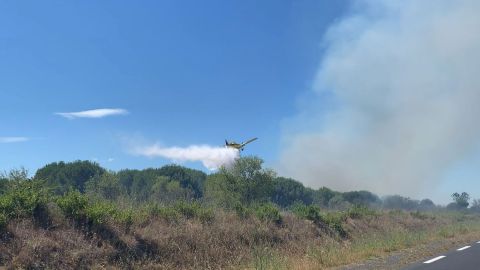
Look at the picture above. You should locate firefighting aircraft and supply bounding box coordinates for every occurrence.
[225,137,258,151]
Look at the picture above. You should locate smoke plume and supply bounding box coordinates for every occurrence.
[279,0,480,196]
[133,144,239,170]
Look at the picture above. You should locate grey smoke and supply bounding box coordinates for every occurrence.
[279,0,480,196]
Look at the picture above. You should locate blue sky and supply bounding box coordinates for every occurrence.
[2,1,479,205]
[0,0,348,171]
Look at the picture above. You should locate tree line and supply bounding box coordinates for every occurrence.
[1,157,465,211]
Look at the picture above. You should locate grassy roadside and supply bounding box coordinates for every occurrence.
[243,212,480,270]
[2,184,480,269]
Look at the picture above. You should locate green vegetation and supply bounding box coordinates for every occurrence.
[34,161,105,193]
[253,203,282,224]
[0,158,479,269]
[0,176,50,228]
[448,192,471,210]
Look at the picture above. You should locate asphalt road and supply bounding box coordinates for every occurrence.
[404,241,480,270]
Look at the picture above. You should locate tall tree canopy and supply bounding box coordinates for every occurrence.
[34,161,106,194]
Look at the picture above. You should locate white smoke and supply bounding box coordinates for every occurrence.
[133,144,239,170]
[279,0,480,196]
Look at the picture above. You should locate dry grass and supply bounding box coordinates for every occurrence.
[2,219,113,269]
[0,208,479,270]
[260,212,480,270]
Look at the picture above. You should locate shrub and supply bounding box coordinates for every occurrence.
[292,203,322,223]
[254,203,282,224]
[146,201,214,223]
[0,180,50,226]
[322,212,347,237]
[147,203,180,222]
[0,212,6,230]
[174,201,200,219]
[197,207,215,223]
[57,190,120,225]
[346,205,376,219]
[291,203,347,237]
[56,190,88,219]
[174,201,215,223]
[114,208,137,231]
[234,202,252,219]
[410,210,429,220]
[84,201,117,225]
[0,196,15,218]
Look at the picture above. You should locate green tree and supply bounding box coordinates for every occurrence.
[451,192,470,208]
[204,172,241,207]
[85,172,127,201]
[382,195,419,210]
[270,177,313,207]
[116,165,205,202]
[328,194,351,210]
[156,165,206,198]
[470,199,480,212]
[313,187,338,207]
[342,190,381,207]
[418,198,435,211]
[204,157,274,207]
[150,176,192,202]
[0,178,50,222]
[34,161,105,194]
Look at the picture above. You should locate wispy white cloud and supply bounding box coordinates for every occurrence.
[55,108,128,119]
[0,137,29,143]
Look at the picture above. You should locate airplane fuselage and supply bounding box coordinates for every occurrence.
[225,137,257,151]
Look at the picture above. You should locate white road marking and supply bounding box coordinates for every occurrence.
[477,241,480,244]
[457,246,471,251]
[423,256,446,264]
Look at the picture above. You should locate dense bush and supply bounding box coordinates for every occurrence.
[147,203,181,221]
[234,202,252,218]
[84,201,117,225]
[253,203,282,224]
[0,212,7,230]
[57,190,131,225]
[291,203,348,237]
[322,212,347,237]
[292,203,323,223]
[144,201,214,223]
[0,179,50,223]
[56,190,89,219]
[346,205,377,219]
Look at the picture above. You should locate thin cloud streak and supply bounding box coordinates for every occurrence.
[0,137,29,143]
[55,108,128,119]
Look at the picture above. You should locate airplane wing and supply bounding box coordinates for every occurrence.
[241,137,258,147]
